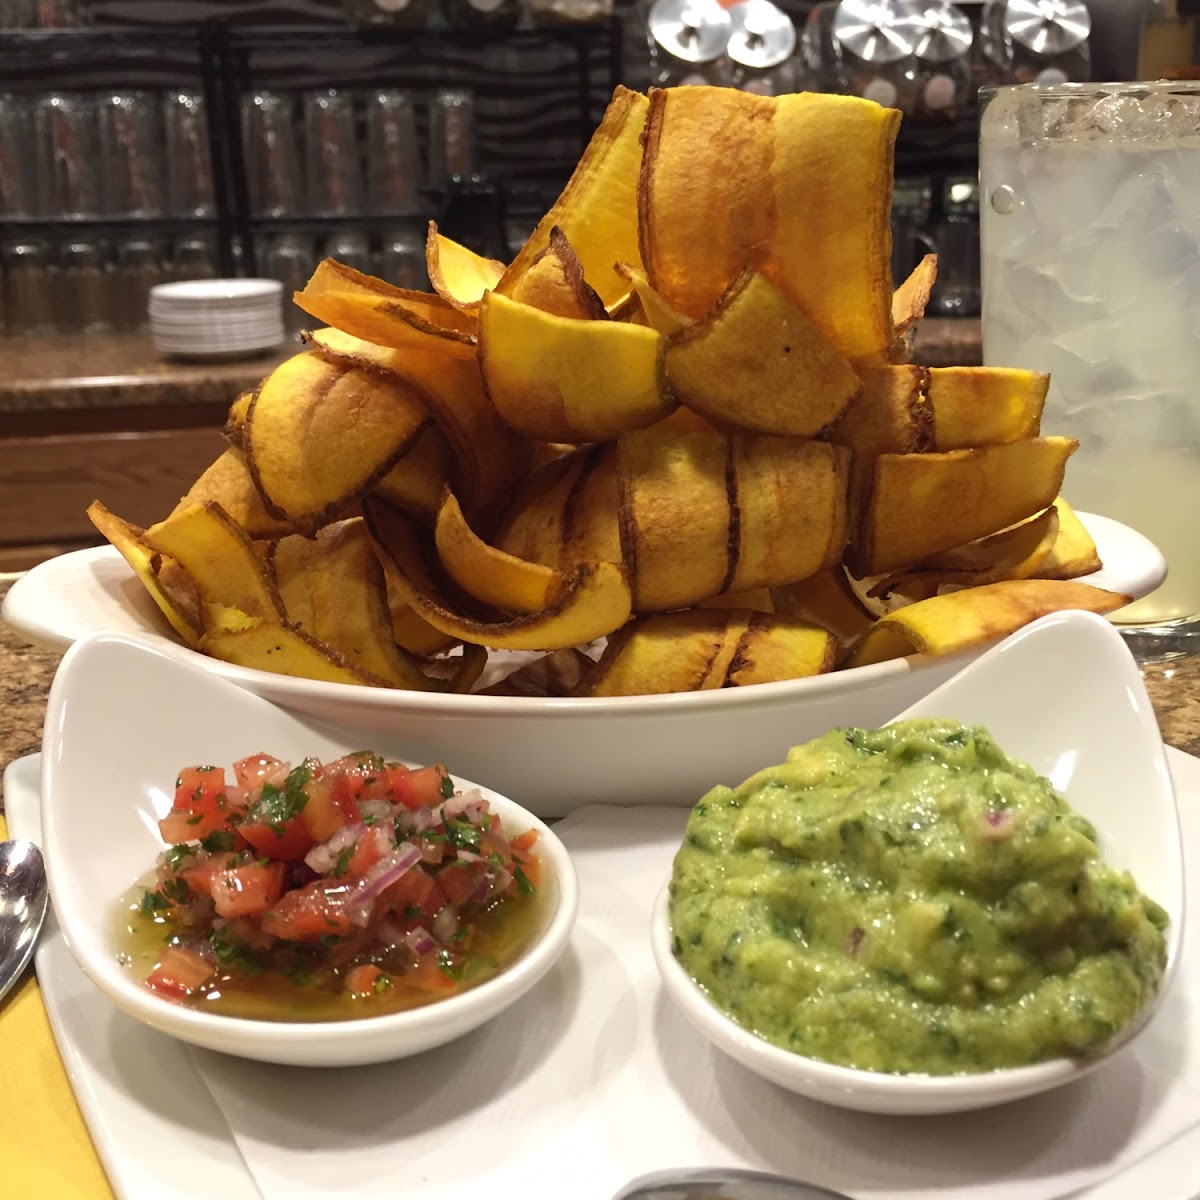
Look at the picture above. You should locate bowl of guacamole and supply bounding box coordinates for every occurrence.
[667,715,1169,1071]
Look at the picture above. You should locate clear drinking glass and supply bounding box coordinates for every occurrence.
[365,89,424,217]
[241,91,303,218]
[303,89,363,217]
[33,92,103,218]
[979,82,1200,650]
[97,90,167,218]
[164,90,215,218]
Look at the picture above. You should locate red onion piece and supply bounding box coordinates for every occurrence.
[353,844,422,909]
[441,790,487,822]
[471,870,495,905]
[431,904,458,943]
[402,927,436,957]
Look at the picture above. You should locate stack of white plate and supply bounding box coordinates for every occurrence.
[149,279,286,360]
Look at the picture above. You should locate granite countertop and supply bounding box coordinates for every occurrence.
[3,577,1200,810]
[0,320,982,416]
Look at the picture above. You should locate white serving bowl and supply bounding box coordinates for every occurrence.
[40,632,579,1068]
[4,513,1166,818]
[651,609,1185,1115]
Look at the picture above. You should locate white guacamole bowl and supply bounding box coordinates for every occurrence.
[651,610,1185,1115]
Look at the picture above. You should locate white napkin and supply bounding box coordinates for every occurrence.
[191,805,1200,1200]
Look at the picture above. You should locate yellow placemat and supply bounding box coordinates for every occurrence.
[0,812,115,1199]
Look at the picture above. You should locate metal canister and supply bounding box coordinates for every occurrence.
[647,0,733,86]
[833,0,925,110]
[1002,0,1091,84]
[912,2,974,120]
[726,0,797,95]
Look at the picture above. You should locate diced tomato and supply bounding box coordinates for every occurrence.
[510,829,539,855]
[145,946,215,999]
[479,830,512,868]
[161,765,234,842]
[345,963,387,997]
[233,753,285,789]
[239,815,315,862]
[384,765,450,811]
[299,774,360,843]
[260,880,359,942]
[400,954,456,993]
[438,861,484,907]
[412,835,445,866]
[381,864,440,916]
[180,852,240,898]
[211,862,286,919]
[346,825,392,878]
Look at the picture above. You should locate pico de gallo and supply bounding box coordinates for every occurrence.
[120,751,544,1021]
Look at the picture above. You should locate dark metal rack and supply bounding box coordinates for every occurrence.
[0,20,621,277]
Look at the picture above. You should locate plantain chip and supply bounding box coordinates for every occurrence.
[245,349,428,536]
[498,85,648,307]
[824,365,930,460]
[928,367,1048,450]
[1033,497,1103,580]
[639,86,775,320]
[892,253,938,336]
[170,446,295,540]
[364,497,632,651]
[613,262,690,337]
[616,430,848,612]
[769,92,900,363]
[845,579,1131,669]
[267,518,442,689]
[86,500,201,646]
[852,436,1078,576]
[579,609,834,696]
[479,291,672,443]
[868,506,1061,599]
[144,500,285,635]
[201,620,395,687]
[370,420,452,523]
[434,488,558,615]
[295,258,476,358]
[424,222,505,310]
[307,325,526,516]
[666,269,861,437]
[772,566,874,646]
[507,226,607,320]
[605,289,647,325]
[223,390,255,447]
[698,588,775,613]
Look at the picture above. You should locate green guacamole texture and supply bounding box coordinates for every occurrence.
[669,718,1169,1075]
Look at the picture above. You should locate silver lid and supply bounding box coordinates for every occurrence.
[1003,0,1090,56]
[726,0,797,69]
[913,2,972,63]
[833,0,926,65]
[649,0,733,64]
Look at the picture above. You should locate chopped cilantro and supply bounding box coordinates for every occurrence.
[445,820,480,852]
[164,844,194,871]
[209,929,262,975]
[332,845,355,878]
[162,877,191,904]
[436,948,464,981]
[373,972,394,995]
[200,829,236,853]
[513,864,536,896]
[139,889,171,918]
[403,905,422,919]
[487,851,504,865]
[185,813,204,826]
[246,762,313,833]
[440,772,455,800]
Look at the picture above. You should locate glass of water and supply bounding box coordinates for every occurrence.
[979,81,1200,653]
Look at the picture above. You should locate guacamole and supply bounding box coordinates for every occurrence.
[669,718,1169,1075]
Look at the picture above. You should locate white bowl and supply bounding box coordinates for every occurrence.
[4,512,1166,818]
[651,610,1185,1115]
[40,632,579,1068]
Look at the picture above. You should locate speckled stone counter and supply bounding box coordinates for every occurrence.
[0,333,295,415]
[3,577,1199,811]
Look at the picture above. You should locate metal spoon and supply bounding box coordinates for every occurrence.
[0,840,48,1005]
[613,1168,853,1200]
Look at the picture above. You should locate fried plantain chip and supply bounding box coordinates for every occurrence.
[892,253,938,336]
[435,488,559,615]
[144,500,284,630]
[307,325,525,516]
[295,258,476,358]
[852,436,1078,576]
[171,446,295,540]
[479,291,673,443]
[666,269,861,437]
[605,289,647,325]
[245,349,428,536]
[616,430,848,612]
[613,262,690,337]
[928,367,1048,450]
[698,588,775,613]
[769,92,900,363]
[639,86,775,320]
[223,390,255,447]
[498,86,648,307]
[370,420,452,523]
[364,498,633,651]
[424,222,505,310]
[867,506,1061,599]
[86,500,201,646]
[201,620,395,687]
[824,365,930,460]
[578,609,834,696]
[1032,497,1103,580]
[772,566,874,646]
[267,518,442,689]
[845,579,1131,668]
[507,226,607,320]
